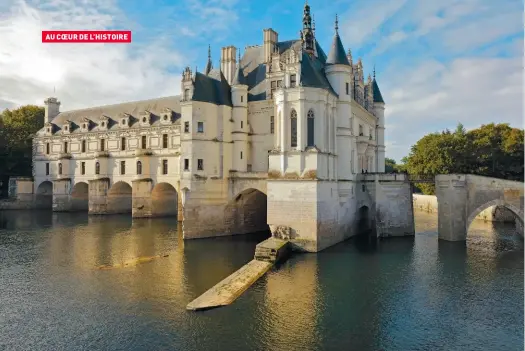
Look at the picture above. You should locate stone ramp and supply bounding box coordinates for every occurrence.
[186,237,290,311]
[186,259,272,311]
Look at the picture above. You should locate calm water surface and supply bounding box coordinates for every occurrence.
[0,211,522,351]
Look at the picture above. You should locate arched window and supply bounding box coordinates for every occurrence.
[136,161,142,175]
[58,163,62,175]
[290,109,297,148]
[95,162,100,175]
[307,109,315,147]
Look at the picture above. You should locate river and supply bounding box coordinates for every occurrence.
[0,210,522,351]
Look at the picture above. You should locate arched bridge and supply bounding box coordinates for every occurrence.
[434,174,524,241]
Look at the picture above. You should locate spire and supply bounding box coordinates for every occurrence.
[326,14,350,65]
[372,65,384,103]
[301,1,314,53]
[231,49,246,86]
[205,44,213,75]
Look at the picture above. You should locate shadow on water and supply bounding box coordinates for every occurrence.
[182,229,271,296]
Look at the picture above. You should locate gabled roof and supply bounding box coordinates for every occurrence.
[372,79,385,103]
[326,33,350,66]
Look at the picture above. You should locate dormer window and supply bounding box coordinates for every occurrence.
[44,122,53,135]
[139,111,151,126]
[119,113,130,128]
[62,120,72,134]
[99,116,109,130]
[290,74,297,88]
[81,118,90,131]
[161,108,172,124]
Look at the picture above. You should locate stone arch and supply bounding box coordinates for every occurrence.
[224,188,269,235]
[71,182,89,211]
[466,199,524,234]
[107,181,132,214]
[36,181,53,208]
[151,182,178,218]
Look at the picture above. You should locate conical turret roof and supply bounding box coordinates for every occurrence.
[326,15,350,66]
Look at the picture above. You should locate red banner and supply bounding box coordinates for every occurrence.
[42,30,132,43]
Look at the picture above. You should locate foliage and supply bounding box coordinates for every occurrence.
[398,123,524,195]
[0,105,44,196]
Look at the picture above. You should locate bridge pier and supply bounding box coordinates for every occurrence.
[88,178,110,214]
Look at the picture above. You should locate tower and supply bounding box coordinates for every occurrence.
[231,51,249,172]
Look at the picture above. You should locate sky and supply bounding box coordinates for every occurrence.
[0,0,522,162]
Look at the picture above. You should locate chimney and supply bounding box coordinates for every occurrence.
[220,46,237,85]
[44,97,61,122]
[263,28,278,64]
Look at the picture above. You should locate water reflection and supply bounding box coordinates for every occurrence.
[0,210,522,351]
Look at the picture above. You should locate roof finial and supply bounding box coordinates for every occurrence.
[208,44,211,59]
[335,14,339,33]
[373,65,376,79]
[238,49,241,62]
[313,14,316,33]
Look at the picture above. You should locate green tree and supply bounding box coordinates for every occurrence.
[401,122,524,195]
[0,105,44,196]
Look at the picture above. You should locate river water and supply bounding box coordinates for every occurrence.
[0,210,522,351]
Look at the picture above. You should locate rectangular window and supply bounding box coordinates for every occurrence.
[240,151,243,159]
[81,162,85,175]
[184,121,189,133]
[270,116,274,134]
[277,80,282,88]
[64,142,68,153]
[120,161,125,175]
[45,163,49,175]
[162,134,168,148]
[197,159,203,170]
[290,74,297,88]
[197,122,204,133]
[46,143,50,155]
[270,80,276,98]
[121,137,126,151]
[58,163,62,175]
[359,125,363,136]
[81,140,86,153]
[241,121,243,129]
[241,95,243,103]
[162,160,168,175]
[141,135,147,149]
[184,158,189,171]
[346,82,349,95]
[100,139,105,151]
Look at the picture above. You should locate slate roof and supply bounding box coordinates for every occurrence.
[192,71,232,106]
[231,61,247,86]
[372,79,385,103]
[326,33,350,66]
[299,51,337,97]
[44,95,181,134]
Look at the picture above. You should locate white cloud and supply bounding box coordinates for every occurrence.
[0,0,189,112]
[339,0,408,47]
[383,56,523,162]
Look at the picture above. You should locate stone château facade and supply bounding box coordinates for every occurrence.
[25,4,410,252]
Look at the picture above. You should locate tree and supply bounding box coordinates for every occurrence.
[0,105,44,196]
[401,122,524,195]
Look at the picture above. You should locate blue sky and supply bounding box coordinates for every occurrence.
[0,0,522,162]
